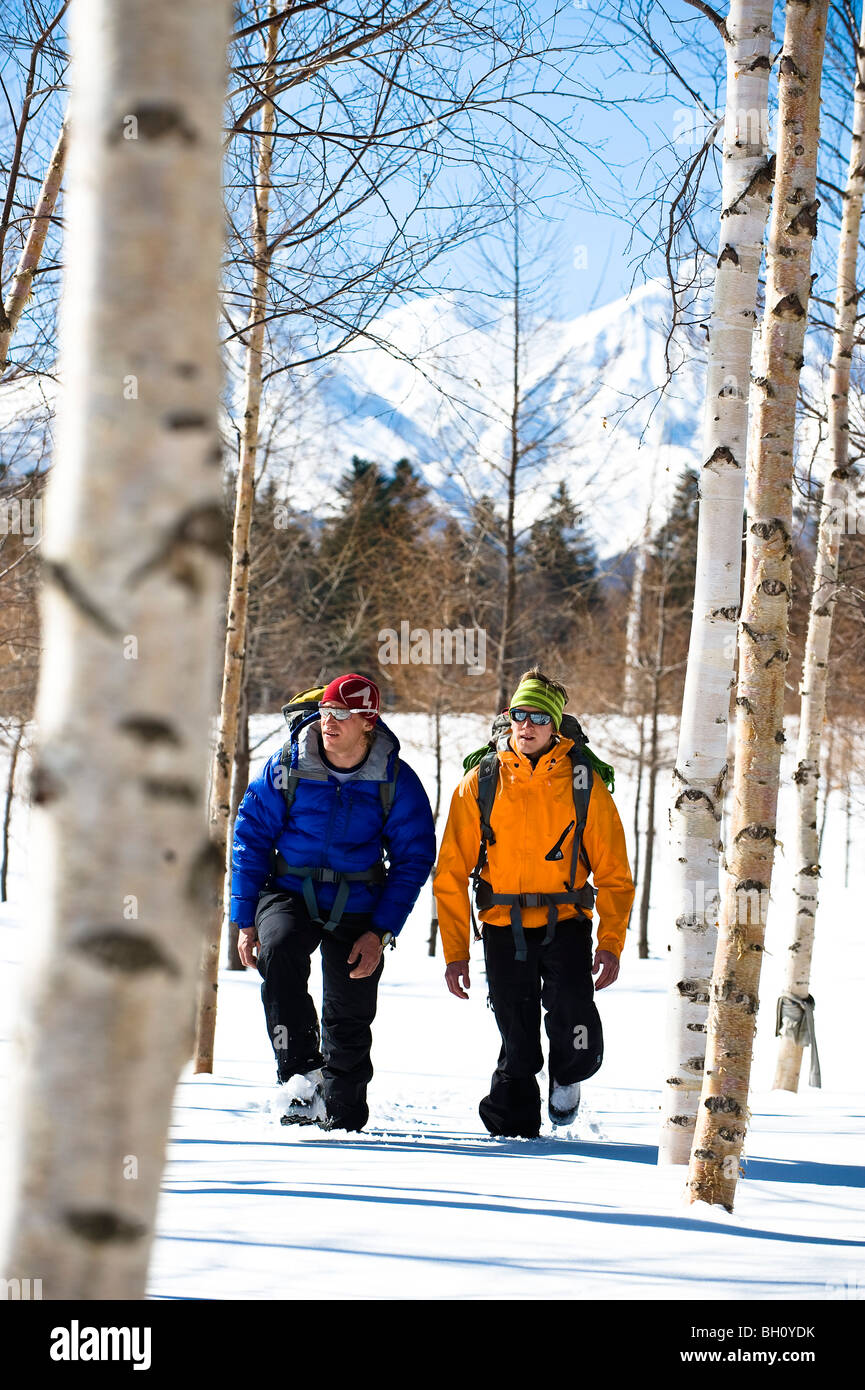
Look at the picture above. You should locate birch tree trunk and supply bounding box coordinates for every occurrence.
[688,0,828,1209]
[624,508,650,914]
[773,5,865,1093]
[2,0,229,1298]
[496,206,521,712]
[0,118,68,377]
[0,720,24,902]
[194,2,279,1071]
[659,0,774,1164]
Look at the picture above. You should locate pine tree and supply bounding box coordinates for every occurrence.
[314,456,433,673]
[651,467,699,616]
[521,481,600,652]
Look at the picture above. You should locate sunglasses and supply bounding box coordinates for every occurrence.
[319,704,354,721]
[509,707,552,726]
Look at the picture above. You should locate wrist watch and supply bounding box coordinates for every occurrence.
[378,930,395,949]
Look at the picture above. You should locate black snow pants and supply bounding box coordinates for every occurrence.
[254,889,384,1132]
[479,917,604,1139]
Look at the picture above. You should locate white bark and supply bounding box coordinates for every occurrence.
[688,0,828,1210]
[660,0,774,1164]
[774,5,865,1093]
[194,2,279,1072]
[2,0,229,1298]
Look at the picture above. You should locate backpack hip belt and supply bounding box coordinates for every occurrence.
[474,879,595,962]
[271,853,388,933]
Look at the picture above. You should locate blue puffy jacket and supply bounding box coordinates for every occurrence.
[230,714,436,935]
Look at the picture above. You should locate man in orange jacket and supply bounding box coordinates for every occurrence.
[434,667,634,1138]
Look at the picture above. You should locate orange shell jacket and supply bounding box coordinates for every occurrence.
[433,733,635,966]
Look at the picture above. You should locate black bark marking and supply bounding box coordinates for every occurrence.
[751,517,790,543]
[772,292,806,320]
[725,154,775,214]
[677,980,710,1004]
[164,412,210,431]
[717,243,739,267]
[127,502,226,592]
[734,822,776,844]
[758,578,789,597]
[711,605,739,621]
[185,838,223,908]
[109,105,198,144]
[42,560,122,637]
[72,928,180,977]
[65,1208,147,1243]
[29,761,65,806]
[787,199,819,238]
[116,716,182,746]
[704,444,740,470]
[704,1095,743,1116]
[140,776,197,803]
[674,787,717,814]
[717,979,759,1013]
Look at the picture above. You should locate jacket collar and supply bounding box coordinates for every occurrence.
[497,731,574,775]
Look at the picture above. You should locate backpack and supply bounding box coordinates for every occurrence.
[463,711,615,961]
[266,687,399,931]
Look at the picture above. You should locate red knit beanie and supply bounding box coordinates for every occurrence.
[320,673,381,718]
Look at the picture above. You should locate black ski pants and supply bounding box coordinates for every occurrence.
[479,917,604,1139]
[254,889,384,1132]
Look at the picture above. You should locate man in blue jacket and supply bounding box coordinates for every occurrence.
[232,673,436,1132]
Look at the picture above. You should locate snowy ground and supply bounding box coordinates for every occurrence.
[1,713,863,1302]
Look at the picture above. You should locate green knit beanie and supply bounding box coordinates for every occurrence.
[509,676,566,730]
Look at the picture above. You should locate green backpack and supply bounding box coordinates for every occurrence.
[463,712,615,961]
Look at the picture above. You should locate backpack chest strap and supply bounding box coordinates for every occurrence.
[474,882,595,961]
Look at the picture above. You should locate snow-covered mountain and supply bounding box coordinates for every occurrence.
[261,278,708,557]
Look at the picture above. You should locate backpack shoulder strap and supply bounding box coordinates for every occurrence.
[467,749,498,942]
[567,749,593,887]
[475,749,499,850]
[379,756,399,821]
[275,739,300,816]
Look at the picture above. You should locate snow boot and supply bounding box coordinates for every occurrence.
[548,1080,581,1127]
[277,1068,326,1127]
